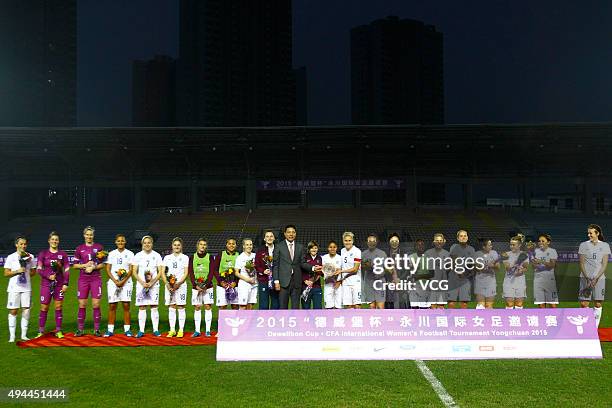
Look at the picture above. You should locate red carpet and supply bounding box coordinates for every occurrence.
[16,329,612,348]
[599,328,612,342]
[17,332,217,348]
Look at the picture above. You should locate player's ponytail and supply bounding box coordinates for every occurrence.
[510,235,524,248]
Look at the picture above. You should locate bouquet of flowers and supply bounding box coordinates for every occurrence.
[262,255,274,288]
[245,259,256,279]
[49,259,63,295]
[196,276,207,289]
[221,267,238,302]
[301,263,321,302]
[95,250,108,262]
[167,273,177,302]
[115,268,128,297]
[579,286,593,299]
[17,251,32,285]
[141,270,153,299]
[506,252,528,277]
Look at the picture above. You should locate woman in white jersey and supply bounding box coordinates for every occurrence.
[4,237,36,342]
[322,241,343,309]
[532,234,559,308]
[502,235,529,309]
[578,224,609,327]
[474,238,500,309]
[104,234,135,337]
[235,238,258,310]
[131,235,164,338]
[162,237,189,338]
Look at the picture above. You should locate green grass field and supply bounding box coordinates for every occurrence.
[0,263,610,407]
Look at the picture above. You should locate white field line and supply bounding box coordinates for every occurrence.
[415,359,459,408]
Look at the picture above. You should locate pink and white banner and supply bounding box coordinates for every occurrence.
[216,308,602,361]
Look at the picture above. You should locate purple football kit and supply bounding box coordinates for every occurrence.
[74,243,105,300]
[37,249,70,333]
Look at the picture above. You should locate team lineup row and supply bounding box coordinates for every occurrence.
[3,224,609,342]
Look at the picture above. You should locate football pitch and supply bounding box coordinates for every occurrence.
[0,264,610,407]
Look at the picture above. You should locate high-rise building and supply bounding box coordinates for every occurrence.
[351,16,444,125]
[177,0,295,126]
[0,0,77,126]
[132,55,176,126]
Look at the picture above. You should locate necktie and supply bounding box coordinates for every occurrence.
[289,242,294,261]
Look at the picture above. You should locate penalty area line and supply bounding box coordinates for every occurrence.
[415,359,459,408]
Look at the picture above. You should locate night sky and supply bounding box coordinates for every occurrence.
[77,0,612,126]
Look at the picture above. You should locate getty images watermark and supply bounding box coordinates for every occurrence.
[370,254,486,291]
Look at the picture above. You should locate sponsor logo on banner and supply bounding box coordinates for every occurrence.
[566,315,589,334]
[224,317,247,336]
[216,308,602,361]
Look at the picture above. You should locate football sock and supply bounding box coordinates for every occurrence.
[194,310,202,333]
[138,309,146,332]
[151,308,159,332]
[38,310,48,332]
[8,314,16,340]
[21,309,30,338]
[594,307,603,327]
[93,308,101,331]
[476,304,485,309]
[205,309,212,333]
[124,324,130,333]
[169,308,177,332]
[514,306,523,310]
[107,324,115,333]
[55,309,63,331]
[178,309,186,331]
[77,307,86,330]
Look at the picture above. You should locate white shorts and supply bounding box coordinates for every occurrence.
[503,275,526,299]
[7,291,31,309]
[579,276,606,301]
[192,288,214,306]
[237,281,258,305]
[107,281,133,303]
[533,271,559,304]
[216,285,239,307]
[135,285,160,306]
[428,290,447,305]
[474,274,496,298]
[165,283,188,306]
[342,285,361,306]
[324,284,343,309]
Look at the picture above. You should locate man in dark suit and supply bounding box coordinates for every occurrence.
[273,225,320,309]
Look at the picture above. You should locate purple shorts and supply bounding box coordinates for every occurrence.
[40,279,65,305]
[78,274,102,300]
